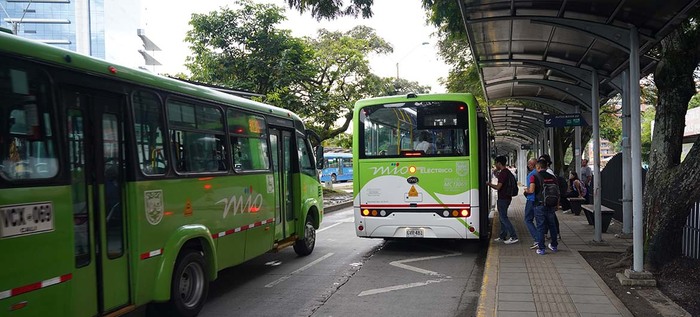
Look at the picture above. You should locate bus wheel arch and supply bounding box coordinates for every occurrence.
[331,173,337,183]
[157,248,209,317]
[294,206,318,256]
[153,227,218,302]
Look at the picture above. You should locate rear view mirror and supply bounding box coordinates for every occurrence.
[315,145,324,169]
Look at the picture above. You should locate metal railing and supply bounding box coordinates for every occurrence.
[682,200,700,259]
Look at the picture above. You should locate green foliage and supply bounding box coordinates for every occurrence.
[599,103,622,147]
[322,133,352,148]
[285,0,374,20]
[184,0,315,112]
[689,93,700,109]
[641,107,656,164]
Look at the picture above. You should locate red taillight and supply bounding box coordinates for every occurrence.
[358,225,364,231]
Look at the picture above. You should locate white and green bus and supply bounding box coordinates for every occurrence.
[0,31,323,317]
[352,93,491,241]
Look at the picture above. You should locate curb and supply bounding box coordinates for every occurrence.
[476,214,498,317]
[324,200,353,214]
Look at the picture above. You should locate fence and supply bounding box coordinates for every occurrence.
[682,199,700,259]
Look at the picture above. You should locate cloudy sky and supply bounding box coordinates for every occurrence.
[141,0,450,92]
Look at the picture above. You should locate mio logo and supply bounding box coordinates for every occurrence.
[217,187,263,218]
[370,165,409,175]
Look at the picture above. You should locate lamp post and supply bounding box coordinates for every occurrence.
[396,41,429,80]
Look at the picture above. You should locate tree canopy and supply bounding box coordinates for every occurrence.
[183,0,430,143]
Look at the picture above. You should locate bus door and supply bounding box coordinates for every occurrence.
[62,88,130,315]
[270,128,296,240]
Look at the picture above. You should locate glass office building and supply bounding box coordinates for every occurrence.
[1,0,144,67]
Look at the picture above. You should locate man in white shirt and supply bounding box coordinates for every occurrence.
[415,131,436,154]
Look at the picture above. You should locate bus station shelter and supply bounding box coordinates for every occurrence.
[457,0,699,274]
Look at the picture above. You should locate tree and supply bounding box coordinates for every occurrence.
[184,0,315,111]
[284,0,374,20]
[643,13,700,271]
[300,26,394,141]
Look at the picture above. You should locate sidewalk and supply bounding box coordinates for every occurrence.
[478,194,634,317]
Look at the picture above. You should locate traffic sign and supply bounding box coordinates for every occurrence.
[544,114,587,127]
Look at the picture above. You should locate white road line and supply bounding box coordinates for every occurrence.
[358,250,462,296]
[317,217,353,233]
[265,253,334,288]
[358,278,449,297]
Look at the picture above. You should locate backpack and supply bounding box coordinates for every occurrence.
[535,171,560,207]
[506,170,518,197]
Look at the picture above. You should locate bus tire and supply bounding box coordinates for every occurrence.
[163,249,209,317]
[293,216,316,256]
[331,173,337,183]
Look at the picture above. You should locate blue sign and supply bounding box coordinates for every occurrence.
[544,114,586,127]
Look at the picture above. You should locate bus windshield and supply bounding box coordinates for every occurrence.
[358,101,468,158]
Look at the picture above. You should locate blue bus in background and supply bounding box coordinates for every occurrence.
[320,152,353,183]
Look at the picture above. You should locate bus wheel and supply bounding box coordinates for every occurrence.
[331,173,337,183]
[294,216,316,256]
[166,249,209,317]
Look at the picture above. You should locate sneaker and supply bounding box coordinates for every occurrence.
[548,243,558,252]
[530,242,538,249]
[562,210,572,214]
[536,249,546,255]
[504,238,519,244]
[494,237,503,242]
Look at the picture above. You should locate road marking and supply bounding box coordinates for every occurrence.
[317,217,353,233]
[358,278,449,296]
[265,253,334,288]
[358,250,462,296]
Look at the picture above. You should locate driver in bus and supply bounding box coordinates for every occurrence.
[414,131,436,154]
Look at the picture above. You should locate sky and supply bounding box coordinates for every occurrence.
[141,0,450,93]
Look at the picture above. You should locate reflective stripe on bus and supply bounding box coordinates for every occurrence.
[211,218,275,239]
[140,248,164,260]
[0,273,72,300]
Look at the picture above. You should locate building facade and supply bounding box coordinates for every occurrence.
[1,0,145,68]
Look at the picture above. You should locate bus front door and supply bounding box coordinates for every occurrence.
[270,128,296,241]
[63,88,130,315]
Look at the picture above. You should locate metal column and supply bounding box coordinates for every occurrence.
[630,26,644,272]
[575,105,582,177]
[592,70,602,242]
[621,70,633,234]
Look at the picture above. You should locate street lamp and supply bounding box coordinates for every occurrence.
[396,41,429,80]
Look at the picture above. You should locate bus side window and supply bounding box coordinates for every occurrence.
[167,99,226,173]
[132,90,168,175]
[297,136,315,177]
[227,109,270,172]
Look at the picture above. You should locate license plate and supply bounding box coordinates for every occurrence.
[0,202,54,238]
[406,228,424,238]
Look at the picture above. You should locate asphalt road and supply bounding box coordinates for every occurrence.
[198,205,486,317]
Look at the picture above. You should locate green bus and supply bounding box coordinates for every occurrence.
[0,31,323,317]
[352,93,491,241]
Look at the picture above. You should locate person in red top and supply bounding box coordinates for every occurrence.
[486,155,519,244]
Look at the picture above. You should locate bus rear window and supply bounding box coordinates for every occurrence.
[0,62,58,181]
[358,101,468,158]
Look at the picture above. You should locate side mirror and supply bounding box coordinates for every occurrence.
[315,145,324,169]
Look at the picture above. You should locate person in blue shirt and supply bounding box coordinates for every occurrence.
[523,158,538,248]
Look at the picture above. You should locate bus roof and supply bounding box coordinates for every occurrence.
[0,32,304,124]
[353,93,478,110]
[323,152,352,158]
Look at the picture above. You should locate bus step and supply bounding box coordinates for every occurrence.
[273,235,298,252]
[104,305,137,317]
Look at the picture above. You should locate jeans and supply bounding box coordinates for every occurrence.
[497,199,517,240]
[535,205,558,250]
[524,199,537,241]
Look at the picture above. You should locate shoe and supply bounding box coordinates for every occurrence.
[548,243,558,252]
[562,210,572,214]
[536,249,546,255]
[494,237,503,242]
[504,238,519,244]
[530,242,538,249]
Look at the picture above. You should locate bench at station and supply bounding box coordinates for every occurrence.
[581,204,614,233]
[566,197,586,216]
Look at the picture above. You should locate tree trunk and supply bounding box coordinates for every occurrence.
[644,25,700,271]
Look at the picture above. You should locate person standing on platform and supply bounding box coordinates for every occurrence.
[580,158,593,203]
[533,159,560,255]
[486,155,519,244]
[523,158,538,249]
